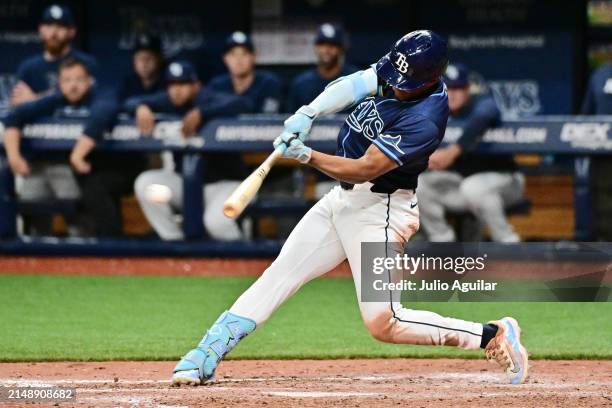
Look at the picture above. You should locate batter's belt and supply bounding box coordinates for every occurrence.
[340,181,415,195]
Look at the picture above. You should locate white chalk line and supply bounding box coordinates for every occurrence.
[1,372,610,388]
[267,391,381,398]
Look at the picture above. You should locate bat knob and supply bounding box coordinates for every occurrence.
[223,204,239,219]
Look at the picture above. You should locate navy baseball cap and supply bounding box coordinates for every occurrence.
[133,33,162,54]
[166,61,198,82]
[444,63,470,88]
[41,4,75,26]
[314,23,345,47]
[224,31,254,53]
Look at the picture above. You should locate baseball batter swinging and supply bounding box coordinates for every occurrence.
[172,30,529,386]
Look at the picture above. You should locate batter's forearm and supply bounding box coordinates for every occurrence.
[308,151,372,184]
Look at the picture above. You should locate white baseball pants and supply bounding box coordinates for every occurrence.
[230,183,484,350]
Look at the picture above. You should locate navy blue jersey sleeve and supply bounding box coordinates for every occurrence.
[372,114,441,166]
[2,93,63,128]
[123,91,172,114]
[197,90,253,118]
[455,97,500,152]
[82,91,119,141]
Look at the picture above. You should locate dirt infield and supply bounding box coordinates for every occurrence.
[0,359,610,407]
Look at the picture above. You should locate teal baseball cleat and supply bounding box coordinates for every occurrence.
[485,317,529,384]
[172,310,256,386]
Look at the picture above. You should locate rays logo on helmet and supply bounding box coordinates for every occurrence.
[394,53,410,74]
[346,98,384,141]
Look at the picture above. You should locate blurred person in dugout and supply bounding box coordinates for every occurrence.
[208,31,281,113]
[287,23,358,198]
[4,59,117,236]
[418,63,525,243]
[581,60,612,240]
[118,33,165,101]
[287,23,357,112]
[126,61,253,240]
[11,4,97,107]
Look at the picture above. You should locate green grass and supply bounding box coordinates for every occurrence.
[0,274,610,361]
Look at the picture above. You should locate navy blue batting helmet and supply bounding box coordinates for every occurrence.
[375,30,448,92]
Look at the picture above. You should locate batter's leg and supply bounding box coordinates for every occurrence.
[336,188,483,350]
[173,187,347,385]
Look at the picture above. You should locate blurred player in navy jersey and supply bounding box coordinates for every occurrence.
[582,62,612,114]
[10,4,97,107]
[4,59,116,235]
[126,61,253,240]
[208,32,281,113]
[581,62,612,239]
[418,63,524,242]
[287,23,357,112]
[118,34,165,101]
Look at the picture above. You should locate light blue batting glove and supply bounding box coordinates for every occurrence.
[273,132,312,163]
[283,105,317,141]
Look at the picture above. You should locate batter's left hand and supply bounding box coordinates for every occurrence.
[283,105,317,141]
[274,132,312,163]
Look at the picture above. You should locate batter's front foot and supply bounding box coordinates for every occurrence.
[171,311,256,387]
[172,368,201,386]
[171,348,217,386]
[485,317,529,384]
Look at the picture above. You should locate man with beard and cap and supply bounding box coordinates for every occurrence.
[286,23,357,112]
[10,4,97,107]
[4,58,116,236]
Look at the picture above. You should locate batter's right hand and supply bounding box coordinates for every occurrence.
[136,105,156,136]
[283,105,317,141]
[7,153,31,177]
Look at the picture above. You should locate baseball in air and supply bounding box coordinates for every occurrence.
[145,184,173,204]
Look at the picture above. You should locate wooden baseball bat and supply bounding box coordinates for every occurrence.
[223,148,283,219]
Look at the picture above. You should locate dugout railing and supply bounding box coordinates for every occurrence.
[0,114,609,255]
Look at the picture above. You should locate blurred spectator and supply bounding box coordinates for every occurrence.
[50,58,141,237]
[581,63,612,114]
[581,63,612,240]
[10,4,97,107]
[286,23,358,112]
[3,58,115,236]
[418,63,524,243]
[208,31,281,113]
[118,33,165,101]
[127,61,252,240]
